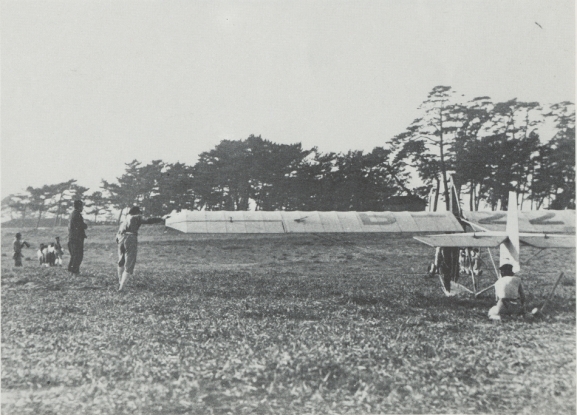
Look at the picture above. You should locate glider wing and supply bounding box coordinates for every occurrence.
[464,210,575,233]
[165,210,465,234]
[413,233,508,248]
[519,234,576,249]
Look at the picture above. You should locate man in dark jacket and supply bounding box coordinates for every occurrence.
[68,200,87,275]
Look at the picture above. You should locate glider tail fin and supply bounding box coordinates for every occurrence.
[500,191,520,272]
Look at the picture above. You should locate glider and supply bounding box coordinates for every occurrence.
[165,189,574,297]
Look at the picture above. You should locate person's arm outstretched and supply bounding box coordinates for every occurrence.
[141,217,164,225]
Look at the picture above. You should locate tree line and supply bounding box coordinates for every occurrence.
[393,87,574,211]
[2,87,574,226]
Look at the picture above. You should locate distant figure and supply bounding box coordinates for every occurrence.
[488,264,526,320]
[470,248,482,276]
[37,243,46,265]
[459,247,482,276]
[13,233,30,267]
[37,243,56,267]
[43,243,57,267]
[459,249,470,274]
[54,236,64,266]
[68,200,88,276]
[434,246,460,294]
[427,247,441,276]
[116,206,163,291]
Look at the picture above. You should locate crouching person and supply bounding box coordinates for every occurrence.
[116,206,163,291]
[488,264,526,321]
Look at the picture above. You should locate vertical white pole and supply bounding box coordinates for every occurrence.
[500,191,520,272]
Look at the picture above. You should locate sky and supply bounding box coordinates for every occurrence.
[1,0,574,198]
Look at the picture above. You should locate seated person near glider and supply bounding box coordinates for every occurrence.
[488,263,526,320]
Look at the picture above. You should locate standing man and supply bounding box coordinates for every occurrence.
[116,206,163,291]
[488,263,526,320]
[68,200,87,276]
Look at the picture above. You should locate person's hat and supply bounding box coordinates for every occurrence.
[499,263,514,276]
[128,206,141,215]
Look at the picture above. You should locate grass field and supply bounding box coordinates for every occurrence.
[2,225,575,414]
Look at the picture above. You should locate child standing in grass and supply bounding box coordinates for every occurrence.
[13,233,30,267]
[54,236,64,266]
[116,206,163,291]
[37,243,46,265]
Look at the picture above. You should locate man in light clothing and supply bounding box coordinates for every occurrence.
[116,206,163,291]
[488,263,526,320]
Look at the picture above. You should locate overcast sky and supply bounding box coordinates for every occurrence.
[2,0,574,198]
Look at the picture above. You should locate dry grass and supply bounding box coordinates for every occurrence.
[1,225,575,414]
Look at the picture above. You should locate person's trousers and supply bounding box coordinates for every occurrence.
[68,239,84,274]
[495,298,523,315]
[118,234,138,274]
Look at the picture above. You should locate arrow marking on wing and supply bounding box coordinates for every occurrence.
[529,212,565,225]
[478,213,507,224]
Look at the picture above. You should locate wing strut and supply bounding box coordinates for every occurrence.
[475,283,496,297]
[486,247,500,280]
[521,248,546,266]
